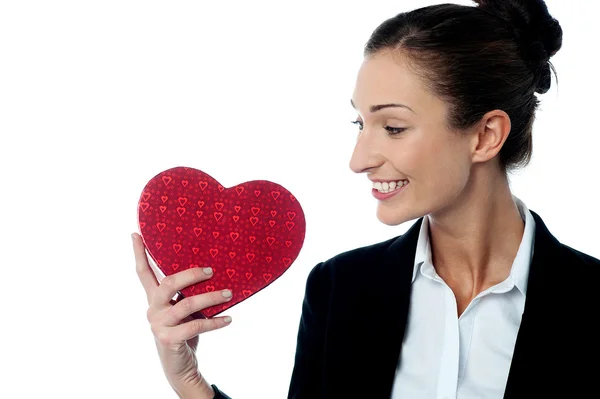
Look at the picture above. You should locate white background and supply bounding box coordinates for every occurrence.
[1,0,598,398]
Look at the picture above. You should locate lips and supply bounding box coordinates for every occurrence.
[371,181,409,200]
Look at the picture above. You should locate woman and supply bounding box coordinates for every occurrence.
[132,0,600,398]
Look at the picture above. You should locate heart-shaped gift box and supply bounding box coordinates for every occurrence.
[137,166,306,317]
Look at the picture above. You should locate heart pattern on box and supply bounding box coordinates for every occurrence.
[137,166,306,317]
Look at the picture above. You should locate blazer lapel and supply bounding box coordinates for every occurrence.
[503,210,564,398]
[349,217,423,398]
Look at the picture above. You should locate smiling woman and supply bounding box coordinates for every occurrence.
[133,1,600,398]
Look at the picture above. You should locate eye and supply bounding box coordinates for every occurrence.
[351,120,363,130]
[385,126,407,136]
[351,120,406,136]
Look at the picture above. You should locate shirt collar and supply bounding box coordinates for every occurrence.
[411,195,536,296]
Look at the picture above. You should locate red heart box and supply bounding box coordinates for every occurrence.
[137,166,306,318]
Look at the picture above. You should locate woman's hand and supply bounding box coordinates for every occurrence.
[132,232,233,398]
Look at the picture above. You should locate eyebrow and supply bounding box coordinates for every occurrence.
[350,99,416,114]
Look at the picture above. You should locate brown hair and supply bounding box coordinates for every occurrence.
[364,0,563,173]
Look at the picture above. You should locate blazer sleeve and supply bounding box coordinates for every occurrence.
[210,384,232,399]
[287,262,332,398]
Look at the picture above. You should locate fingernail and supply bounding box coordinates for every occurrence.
[203,267,213,275]
[224,316,232,324]
[131,233,136,241]
[221,290,232,298]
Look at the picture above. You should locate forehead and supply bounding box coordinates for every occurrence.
[352,50,438,115]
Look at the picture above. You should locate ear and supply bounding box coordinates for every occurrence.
[470,110,511,164]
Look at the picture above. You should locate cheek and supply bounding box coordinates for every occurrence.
[418,135,471,194]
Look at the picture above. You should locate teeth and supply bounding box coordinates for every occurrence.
[373,180,408,193]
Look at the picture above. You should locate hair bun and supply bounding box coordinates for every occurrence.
[474,0,563,93]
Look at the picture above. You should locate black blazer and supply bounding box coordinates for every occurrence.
[214,210,600,398]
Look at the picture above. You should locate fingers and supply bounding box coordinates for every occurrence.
[132,232,158,304]
[158,316,233,345]
[154,265,215,306]
[163,289,233,326]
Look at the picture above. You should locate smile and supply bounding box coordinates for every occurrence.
[372,180,408,193]
[371,180,409,201]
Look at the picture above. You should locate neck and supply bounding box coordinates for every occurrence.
[427,165,525,304]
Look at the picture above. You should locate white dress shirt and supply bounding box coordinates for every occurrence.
[391,196,536,399]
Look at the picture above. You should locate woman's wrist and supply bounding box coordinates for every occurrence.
[172,377,215,399]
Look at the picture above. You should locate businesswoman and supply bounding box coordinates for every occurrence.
[132,0,600,397]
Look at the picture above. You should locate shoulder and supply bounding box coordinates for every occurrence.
[559,242,600,272]
[306,234,402,288]
[536,239,600,308]
[548,243,600,341]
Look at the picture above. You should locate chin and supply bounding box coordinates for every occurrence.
[375,207,411,226]
[376,203,426,227]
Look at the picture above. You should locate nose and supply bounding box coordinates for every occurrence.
[349,128,384,174]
